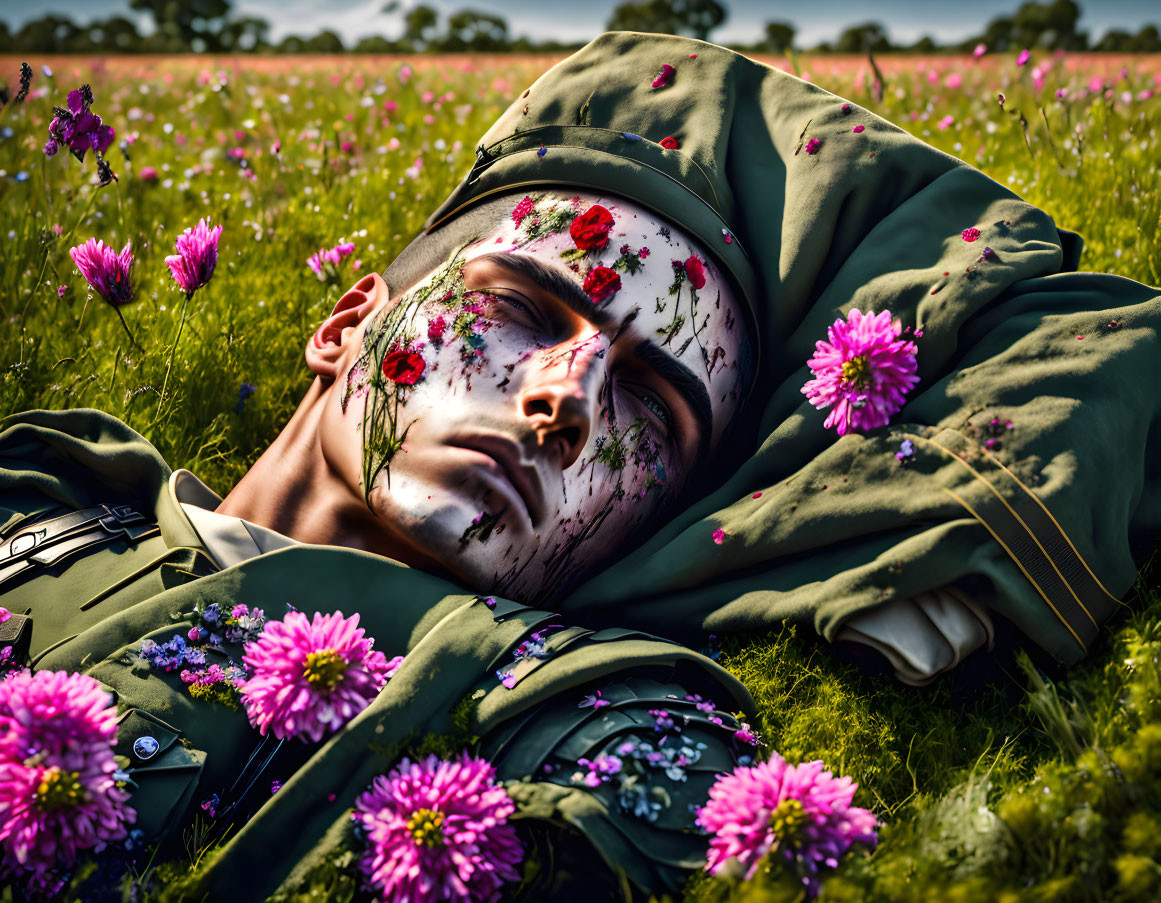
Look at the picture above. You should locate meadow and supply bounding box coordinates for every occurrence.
[2,48,1161,901]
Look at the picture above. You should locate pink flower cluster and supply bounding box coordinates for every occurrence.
[0,670,135,893]
[239,610,393,742]
[307,241,356,279]
[353,753,523,903]
[801,308,920,436]
[697,754,877,896]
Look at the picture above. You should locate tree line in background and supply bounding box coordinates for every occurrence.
[2,0,1160,55]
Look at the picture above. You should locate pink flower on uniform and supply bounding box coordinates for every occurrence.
[352,753,523,903]
[804,137,822,155]
[0,608,8,623]
[239,610,393,742]
[696,754,877,896]
[962,227,981,242]
[165,218,222,295]
[651,64,676,89]
[852,125,865,134]
[69,238,134,306]
[0,670,135,892]
[801,309,920,437]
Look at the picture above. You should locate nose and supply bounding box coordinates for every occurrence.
[517,333,605,469]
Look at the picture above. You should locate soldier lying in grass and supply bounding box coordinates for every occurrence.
[4,31,1161,902]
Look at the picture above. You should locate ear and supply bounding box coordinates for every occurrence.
[305,273,388,380]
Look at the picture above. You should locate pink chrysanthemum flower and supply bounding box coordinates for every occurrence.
[239,610,392,742]
[697,754,877,896]
[0,670,135,891]
[69,238,134,306]
[353,753,523,903]
[165,218,222,295]
[801,309,919,436]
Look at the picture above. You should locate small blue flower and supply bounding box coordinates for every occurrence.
[621,133,642,142]
[536,144,547,158]
[896,439,915,464]
[234,382,257,414]
[14,172,28,182]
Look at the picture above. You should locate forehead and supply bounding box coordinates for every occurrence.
[455,190,750,445]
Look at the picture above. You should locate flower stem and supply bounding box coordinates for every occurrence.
[156,290,194,418]
[114,303,142,352]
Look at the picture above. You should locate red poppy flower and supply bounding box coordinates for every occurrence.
[684,254,707,289]
[569,205,615,251]
[659,136,680,149]
[582,266,622,303]
[382,350,426,385]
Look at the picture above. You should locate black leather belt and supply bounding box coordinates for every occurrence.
[0,504,160,591]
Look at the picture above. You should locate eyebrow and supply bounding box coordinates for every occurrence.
[472,251,714,457]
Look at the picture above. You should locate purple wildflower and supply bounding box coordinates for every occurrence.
[69,238,133,306]
[44,85,115,180]
[579,691,610,710]
[800,309,920,437]
[352,753,523,903]
[649,709,678,733]
[0,670,135,893]
[239,610,392,742]
[307,240,356,280]
[685,694,716,713]
[165,218,222,295]
[573,754,623,788]
[697,754,877,896]
[1016,49,1031,67]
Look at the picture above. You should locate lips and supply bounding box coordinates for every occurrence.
[447,434,546,527]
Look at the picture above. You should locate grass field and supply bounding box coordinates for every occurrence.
[2,49,1161,901]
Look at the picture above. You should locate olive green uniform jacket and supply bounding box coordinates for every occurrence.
[0,408,755,900]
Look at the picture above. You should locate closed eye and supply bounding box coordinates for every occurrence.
[623,382,674,432]
[465,289,539,322]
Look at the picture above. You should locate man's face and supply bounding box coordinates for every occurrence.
[323,191,749,603]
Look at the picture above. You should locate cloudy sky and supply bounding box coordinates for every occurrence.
[3,0,1158,47]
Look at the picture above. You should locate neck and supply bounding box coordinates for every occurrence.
[217,379,400,557]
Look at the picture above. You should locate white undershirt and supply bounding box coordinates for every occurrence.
[170,470,299,569]
[169,469,992,684]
